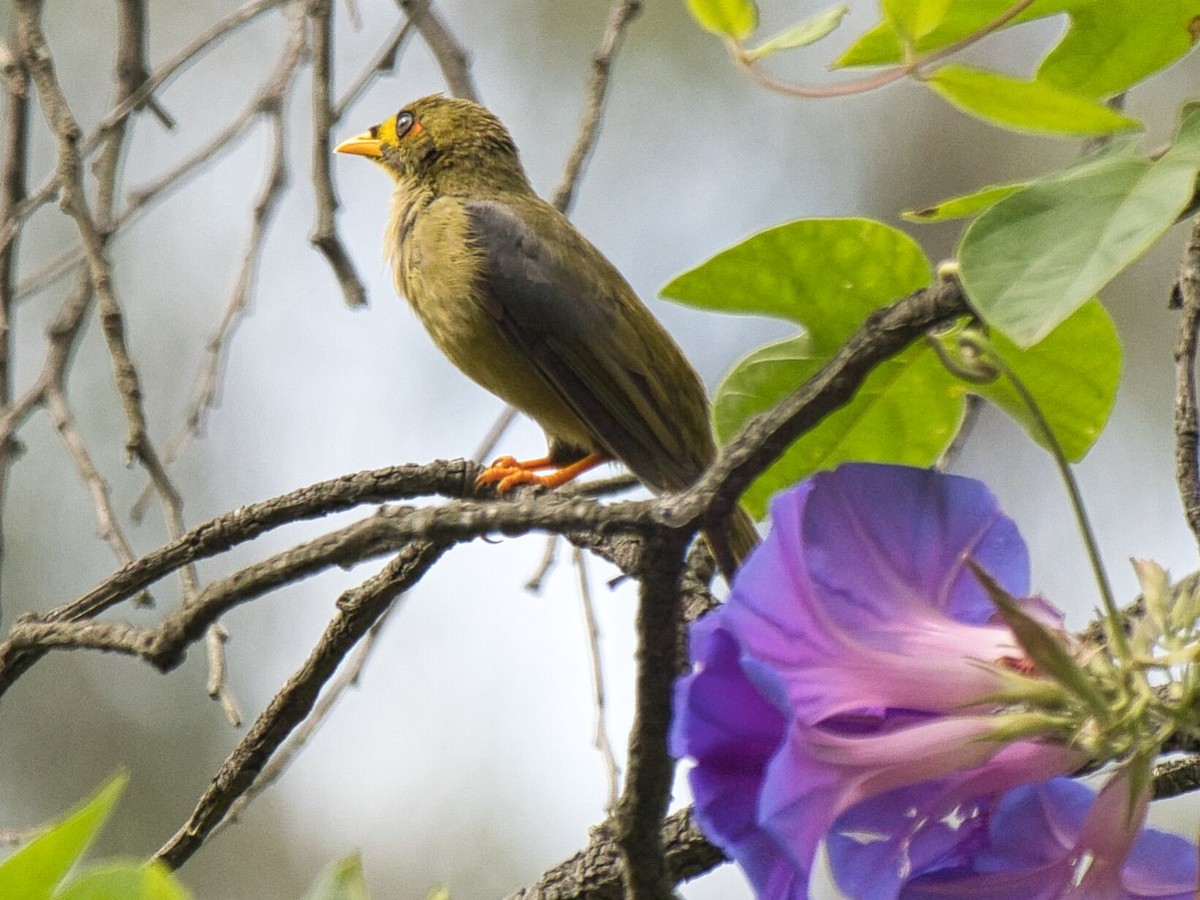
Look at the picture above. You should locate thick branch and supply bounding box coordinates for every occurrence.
[614,530,689,899]
[506,807,724,900]
[671,277,970,529]
[155,541,450,869]
[1174,216,1200,550]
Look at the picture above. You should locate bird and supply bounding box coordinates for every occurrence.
[335,94,758,577]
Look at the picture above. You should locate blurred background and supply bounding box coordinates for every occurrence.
[0,1,1198,897]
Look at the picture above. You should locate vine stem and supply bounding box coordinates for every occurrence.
[958,330,1129,662]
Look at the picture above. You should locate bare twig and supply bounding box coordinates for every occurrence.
[309,0,367,308]
[207,599,402,840]
[16,0,187,563]
[45,386,143,591]
[395,0,477,102]
[72,463,477,618]
[0,13,30,601]
[575,547,622,811]
[132,81,294,523]
[0,272,92,447]
[525,534,562,593]
[472,405,520,463]
[0,0,291,258]
[126,7,308,522]
[551,0,642,213]
[333,14,418,120]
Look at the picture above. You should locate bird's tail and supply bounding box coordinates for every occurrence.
[704,505,760,582]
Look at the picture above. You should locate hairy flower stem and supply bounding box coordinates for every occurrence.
[959,330,1128,662]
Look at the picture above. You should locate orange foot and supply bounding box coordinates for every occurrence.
[476,452,606,494]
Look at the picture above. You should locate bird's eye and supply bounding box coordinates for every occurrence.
[395,111,415,138]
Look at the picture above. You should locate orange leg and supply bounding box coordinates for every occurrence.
[476,452,607,493]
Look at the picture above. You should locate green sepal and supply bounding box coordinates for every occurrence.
[968,560,1110,718]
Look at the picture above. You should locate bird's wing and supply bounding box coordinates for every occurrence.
[465,198,714,491]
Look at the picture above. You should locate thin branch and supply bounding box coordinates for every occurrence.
[551,0,642,213]
[472,405,519,463]
[333,14,417,121]
[0,0,291,258]
[0,461,475,697]
[207,598,402,840]
[0,272,92,448]
[17,0,308,312]
[16,0,188,574]
[574,547,621,811]
[395,0,478,102]
[45,386,144,599]
[309,0,367,308]
[0,11,30,602]
[132,90,293,523]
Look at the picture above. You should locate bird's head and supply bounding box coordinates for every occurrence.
[335,95,532,195]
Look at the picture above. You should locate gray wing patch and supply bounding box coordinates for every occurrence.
[465,199,694,489]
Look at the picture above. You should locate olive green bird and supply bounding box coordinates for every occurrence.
[335,95,757,576]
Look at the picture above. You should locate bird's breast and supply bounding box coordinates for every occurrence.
[386,192,597,450]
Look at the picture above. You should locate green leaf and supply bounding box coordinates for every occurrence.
[905,136,1142,224]
[685,0,758,39]
[1037,1,1200,98]
[904,183,1025,222]
[924,64,1140,135]
[662,218,931,347]
[883,0,956,42]
[666,219,936,514]
[303,853,370,900]
[951,300,1121,459]
[743,5,848,61]
[836,0,1088,68]
[960,103,1200,345]
[55,861,191,900]
[713,335,965,517]
[0,775,127,900]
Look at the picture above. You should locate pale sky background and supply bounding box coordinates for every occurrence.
[1,2,1199,898]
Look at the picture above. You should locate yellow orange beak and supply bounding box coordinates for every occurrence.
[334,131,383,158]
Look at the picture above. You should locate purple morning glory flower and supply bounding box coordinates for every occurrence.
[671,463,1090,898]
[900,770,1197,899]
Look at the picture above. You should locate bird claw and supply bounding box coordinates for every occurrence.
[476,456,546,493]
[476,452,604,494]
